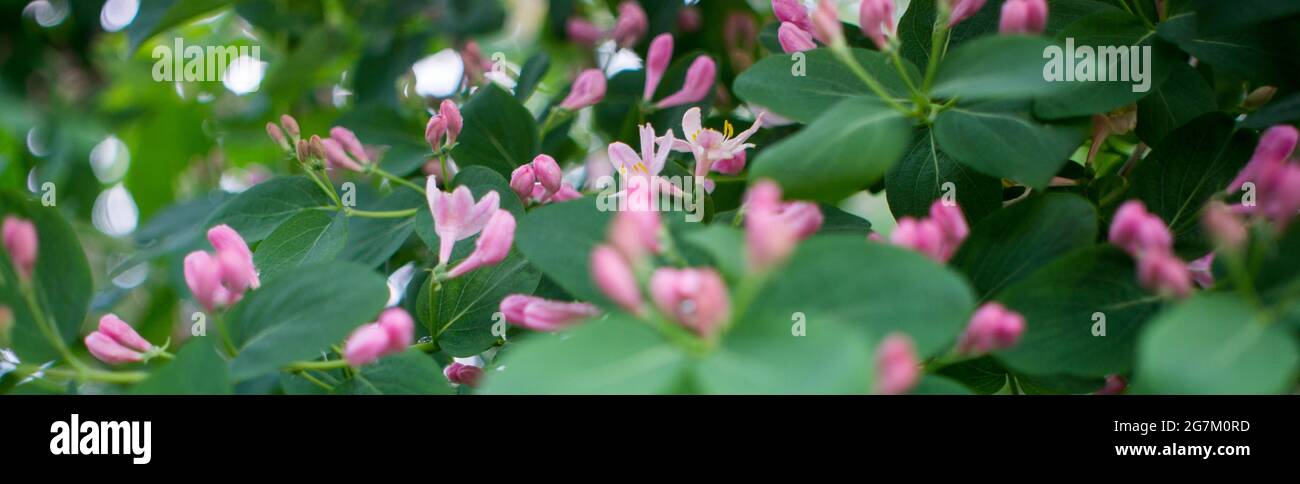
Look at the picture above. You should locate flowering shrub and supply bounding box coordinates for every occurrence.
[1,0,1299,395]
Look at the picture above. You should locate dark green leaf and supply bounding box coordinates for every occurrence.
[885,128,1002,224]
[418,252,540,357]
[129,337,232,395]
[205,176,334,244]
[952,193,1099,298]
[932,36,1070,100]
[934,100,1088,188]
[253,210,348,281]
[513,198,613,305]
[732,48,919,123]
[451,84,540,178]
[334,350,454,395]
[1135,62,1217,146]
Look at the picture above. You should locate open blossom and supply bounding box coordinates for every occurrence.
[612,1,648,47]
[998,0,1048,34]
[500,294,601,332]
[949,0,988,27]
[560,69,607,111]
[1188,253,1215,289]
[590,245,644,315]
[772,0,812,32]
[344,308,415,367]
[745,180,823,270]
[673,107,764,179]
[2,216,37,280]
[874,333,920,395]
[446,209,516,278]
[607,123,681,211]
[649,267,730,338]
[957,302,1026,355]
[444,361,484,387]
[859,0,896,50]
[184,225,260,311]
[427,183,501,265]
[1225,124,1300,229]
[655,56,716,109]
[85,314,156,365]
[778,22,817,53]
[888,200,969,263]
[644,33,673,101]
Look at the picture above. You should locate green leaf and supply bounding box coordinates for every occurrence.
[952,193,1099,298]
[884,128,1003,224]
[744,235,975,356]
[205,176,334,244]
[227,262,389,381]
[1158,13,1298,86]
[934,100,1087,188]
[1242,91,1300,130]
[1192,0,1300,34]
[417,252,541,357]
[338,189,420,268]
[1135,62,1217,146]
[253,211,348,281]
[1126,113,1256,257]
[935,357,1010,394]
[995,246,1162,377]
[932,36,1069,100]
[896,0,1006,71]
[696,316,872,394]
[913,376,976,395]
[128,0,238,52]
[680,225,747,281]
[479,315,690,394]
[513,198,613,305]
[1134,294,1299,394]
[0,192,93,363]
[450,84,540,178]
[750,98,911,202]
[514,52,551,102]
[129,337,232,395]
[334,350,454,395]
[732,48,919,124]
[451,166,526,217]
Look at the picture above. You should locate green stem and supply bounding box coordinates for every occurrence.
[371,166,427,195]
[346,207,419,218]
[832,46,916,117]
[215,312,238,357]
[890,48,930,113]
[282,341,439,372]
[920,15,951,93]
[20,282,86,372]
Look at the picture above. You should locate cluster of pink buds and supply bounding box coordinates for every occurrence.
[342,308,415,367]
[565,1,648,48]
[1108,200,1192,298]
[2,215,37,281]
[1225,125,1300,230]
[998,0,1047,35]
[877,200,969,263]
[426,184,516,278]
[744,180,824,271]
[265,114,301,153]
[319,126,374,172]
[184,225,260,311]
[443,359,485,387]
[499,294,601,332]
[84,315,160,365]
[874,333,920,395]
[510,155,581,205]
[425,99,464,152]
[957,302,1026,355]
[949,0,988,27]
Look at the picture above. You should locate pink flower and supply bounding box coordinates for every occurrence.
[566,16,603,46]
[84,331,143,365]
[649,267,730,338]
[1094,375,1127,395]
[1137,250,1193,299]
[713,150,747,175]
[810,0,843,46]
[377,308,414,353]
[672,107,764,178]
[1228,124,1298,193]
[891,217,949,262]
[425,114,447,150]
[1202,201,1246,250]
[548,183,583,202]
[948,0,988,27]
[208,224,260,292]
[184,251,230,311]
[531,154,563,195]
[427,184,501,265]
[97,314,153,353]
[560,69,607,111]
[654,56,716,109]
[999,0,1048,35]
[777,22,817,53]
[2,216,37,281]
[446,209,516,278]
[874,333,920,395]
[590,245,645,314]
[439,100,463,145]
[320,138,365,172]
[500,294,601,332]
[607,123,682,211]
[444,361,484,387]
[679,6,703,32]
[1108,200,1172,257]
[612,1,648,47]
[329,127,370,165]
[929,200,969,255]
[957,302,1026,355]
[772,0,812,32]
[607,209,662,264]
[644,33,674,101]
[266,122,288,150]
[745,180,823,270]
[343,323,391,367]
[1188,253,1215,289]
[279,114,300,139]
[509,164,536,200]
[859,0,896,50]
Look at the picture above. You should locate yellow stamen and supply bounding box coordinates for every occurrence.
[723,120,734,139]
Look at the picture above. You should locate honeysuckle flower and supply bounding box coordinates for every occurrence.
[84,331,143,365]
[500,294,601,332]
[184,251,229,311]
[344,308,416,366]
[744,180,823,270]
[612,1,648,47]
[673,107,765,179]
[279,114,300,139]
[97,314,153,353]
[443,361,484,387]
[329,126,370,165]
[874,333,920,395]
[560,69,607,111]
[607,124,682,210]
[376,308,414,353]
[1137,250,1193,299]
[1095,375,1128,395]
[548,183,583,202]
[308,135,326,159]
[810,0,843,46]
[929,200,970,255]
[607,209,663,265]
[859,0,896,50]
[654,56,716,109]
[713,151,747,175]
[891,217,949,262]
[426,183,501,265]
[679,6,703,32]
[532,154,563,195]
[1188,253,1215,289]
[957,302,1026,355]
[590,244,645,315]
[778,22,817,53]
[650,267,731,338]
[1108,200,1172,257]
[320,138,365,172]
[566,16,603,46]
[1258,164,1300,229]
[2,216,37,281]
[948,0,988,27]
[644,33,674,101]
[266,122,288,150]
[998,0,1048,35]
[446,209,516,278]
[1202,201,1246,250]
[1227,124,1297,193]
[509,164,536,200]
[772,0,812,32]
[208,224,260,292]
[460,41,491,85]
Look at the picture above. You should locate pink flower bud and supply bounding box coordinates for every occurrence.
[2,216,37,280]
[309,135,326,160]
[509,164,537,200]
[183,251,229,311]
[97,314,152,353]
[1094,375,1127,395]
[810,0,843,46]
[295,139,310,162]
[425,114,447,149]
[644,33,674,101]
[329,127,370,164]
[443,362,484,387]
[590,245,644,314]
[650,268,730,338]
[85,331,143,365]
[1108,200,1172,257]
[999,0,1047,35]
[500,294,601,332]
[608,209,662,263]
[1188,253,1215,289]
[746,181,800,270]
[548,183,582,202]
[447,209,516,278]
[772,0,812,32]
[929,200,969,256]
[891,217,950,262]
[678,6,703,33]
[439,100,463,145]
[1202,201,1247,250]
[612,1,648,47]
[377,308,414,353]
[655,56,716,109]
[279,114,300,138]
[957,302,1026,355]
[531,154,563,195]
[859,0,896,50]
[1262,164,1300,229]
[566,17,603,46]
[948,0,988,27]
[874,333,920,395]
[1137,250,1193,298]
[560,69,607,111]
[320,138,365,172]
[343,323,391,367]
[778,22,817,53]
[208,224,260,292]
[266,122,288,150]
[428,185,501,265]
[713,150,748,175]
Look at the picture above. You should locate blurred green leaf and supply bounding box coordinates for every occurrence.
[253,210,348,281]
[130,337,232,395]
[451,84,540,178]
[334,350,454,395]
[952,193,1099,298]
[733,48,918,124]
[934,100,1087,189]
[205,176,334,243]
[417,252,540,357]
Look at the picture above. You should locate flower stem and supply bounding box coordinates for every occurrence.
[346,207,419,218]
[282,341,439,372]
[371,166,427,195]
[831,45,916,117]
